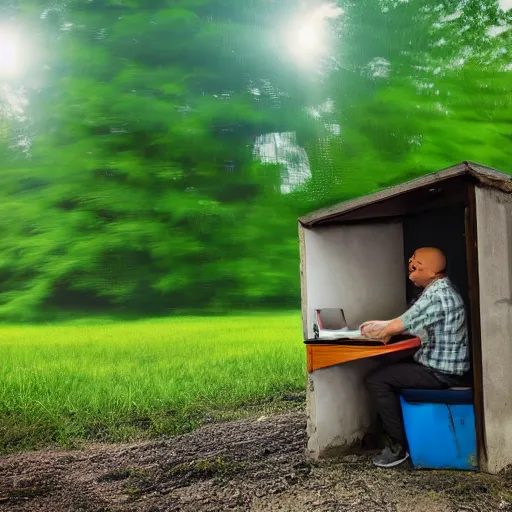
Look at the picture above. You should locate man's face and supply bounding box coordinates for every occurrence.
[408,252,428,287]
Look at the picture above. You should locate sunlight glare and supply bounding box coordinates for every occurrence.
[0,29,21,77]
[297,24,323,55]
[285,3,343,67]
[499,0,512,11]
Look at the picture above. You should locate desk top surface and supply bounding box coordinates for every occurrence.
[304,334,419,347]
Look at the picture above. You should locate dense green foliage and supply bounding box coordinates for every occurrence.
[0,313,304,452]
[0,0,511,321]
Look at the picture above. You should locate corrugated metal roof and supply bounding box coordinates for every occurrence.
[298,161,512,227]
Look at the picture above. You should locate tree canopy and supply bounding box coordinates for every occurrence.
[0,0,511,321]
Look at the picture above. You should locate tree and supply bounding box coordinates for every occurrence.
[0,0,311,320]
[2,0,510,321]
[301,0,512,202]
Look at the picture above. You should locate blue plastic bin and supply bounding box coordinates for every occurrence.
[400,388,478,471]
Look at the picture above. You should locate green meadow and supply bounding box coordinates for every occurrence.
[0,313,306,453]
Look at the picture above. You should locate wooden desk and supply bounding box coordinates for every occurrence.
[304,335,421,373]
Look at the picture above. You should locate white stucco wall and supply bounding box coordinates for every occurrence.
[475,185,512,473]
[302,221,407,457]
[306,358,380,458]
[303,221,407,337]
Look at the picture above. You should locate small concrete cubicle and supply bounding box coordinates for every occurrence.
[298,161,512,474]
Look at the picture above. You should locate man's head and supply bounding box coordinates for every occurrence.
[408,247,447,288]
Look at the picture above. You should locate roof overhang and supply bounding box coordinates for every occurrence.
[299,161,512,228]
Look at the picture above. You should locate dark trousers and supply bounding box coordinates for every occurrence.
[364,349,448,449]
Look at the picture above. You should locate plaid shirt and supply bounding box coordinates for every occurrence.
[398,277,470,375]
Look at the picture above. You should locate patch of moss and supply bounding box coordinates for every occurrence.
[124,468,154,498]
[8,487,47,499]
[168,457,245,480]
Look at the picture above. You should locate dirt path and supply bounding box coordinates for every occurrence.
[0,411,511,511]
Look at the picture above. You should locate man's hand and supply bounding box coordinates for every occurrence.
[360,318,406,342]
[360,320,389,336]
[361,321,391,343]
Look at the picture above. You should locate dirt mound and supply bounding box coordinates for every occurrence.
[0,412,511,511]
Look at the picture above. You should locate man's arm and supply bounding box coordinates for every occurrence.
[362,291,437,340]
[380,318,406,337]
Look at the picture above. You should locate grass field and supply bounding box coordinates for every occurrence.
[0,312,306,453]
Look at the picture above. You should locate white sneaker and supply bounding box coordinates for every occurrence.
[372,446,410,468]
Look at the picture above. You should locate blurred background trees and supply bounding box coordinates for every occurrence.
[0,0,511,321]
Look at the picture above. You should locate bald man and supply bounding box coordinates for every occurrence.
[361,247,471,468]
